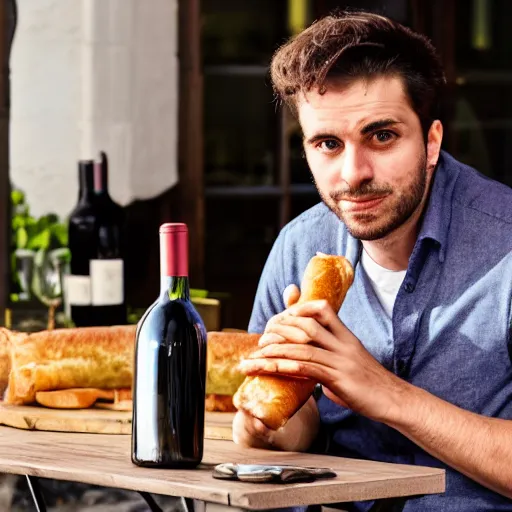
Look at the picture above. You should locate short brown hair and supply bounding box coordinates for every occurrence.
[270,11,446,135]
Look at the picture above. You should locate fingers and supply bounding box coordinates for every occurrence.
[283,284,300,308]
[260,323,311,347]
[288,300,348,340]
[232,410,275,449]
[250,343,339,370]
[263,313,341,352]
[239,355,335,384]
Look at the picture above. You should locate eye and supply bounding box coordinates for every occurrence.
[372,131,396,144]
[317,139,341,153]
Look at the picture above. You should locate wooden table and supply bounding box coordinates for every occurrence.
[0,426,445,511]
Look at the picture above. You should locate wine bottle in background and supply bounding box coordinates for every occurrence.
[66,160,96,327]
[89,151,127,326]
[132,223,207,468]
[66,152,127,327]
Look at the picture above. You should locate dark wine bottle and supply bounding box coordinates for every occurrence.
[66,160,96,327]
[89,152,127,326]
[132,223,207,468]
[66,153,126,327]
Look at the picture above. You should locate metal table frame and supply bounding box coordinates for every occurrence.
[25,474,409,512]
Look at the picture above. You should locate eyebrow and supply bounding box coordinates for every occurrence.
[361,118,403,135]
[304,118,404,145]
[304,132,337,145]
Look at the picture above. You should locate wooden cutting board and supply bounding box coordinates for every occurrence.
[0,403,234,440]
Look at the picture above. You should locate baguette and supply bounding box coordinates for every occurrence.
[233,253,354,430]
[5,325,136,405]
[206,331,261,396]
[2,326,258,408]
[205,394,237,413]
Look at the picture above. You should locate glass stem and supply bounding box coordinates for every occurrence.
[47,304,55,330]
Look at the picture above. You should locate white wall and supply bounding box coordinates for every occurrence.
[10,0,179,219]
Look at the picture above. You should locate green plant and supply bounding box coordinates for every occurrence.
[11,188,68,253]
[10,187,69,303]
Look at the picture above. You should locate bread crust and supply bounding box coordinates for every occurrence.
[206,331,261,396]
[34,387,132,409]
[5,325,136,405]
[205,394,237,412]
[233,253,354,430]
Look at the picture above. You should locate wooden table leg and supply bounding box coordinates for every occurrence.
[25,475,47,512]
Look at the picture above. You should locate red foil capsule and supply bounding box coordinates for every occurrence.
[159,223,188,277]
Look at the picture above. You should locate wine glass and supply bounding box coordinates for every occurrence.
[13,248,36,301]
[32,248,71,330]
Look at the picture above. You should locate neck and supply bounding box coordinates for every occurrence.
[78,163,95,203]
[362,228,415,271]
[93,164,110,198]
[79,180,95,203]
[362,189,431,271]
[160,275,190,301]
[361,162,438,270]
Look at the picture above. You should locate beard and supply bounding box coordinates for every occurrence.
[316,153,428,241]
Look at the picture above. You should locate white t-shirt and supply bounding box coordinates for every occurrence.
[361,249,407,318]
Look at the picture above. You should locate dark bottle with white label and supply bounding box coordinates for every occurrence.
[66,153,126,327]
[132,223,207,468]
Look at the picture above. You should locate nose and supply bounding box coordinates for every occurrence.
[339,145,374,189]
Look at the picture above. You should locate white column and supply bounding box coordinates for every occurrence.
[10,0,179,219]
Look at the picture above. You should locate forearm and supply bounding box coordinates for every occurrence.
[388,383,512,498]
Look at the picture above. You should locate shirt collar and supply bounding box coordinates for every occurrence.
[417,150,460,263]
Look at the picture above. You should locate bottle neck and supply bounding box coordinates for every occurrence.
[159,226,189,299]
[94,152,110,199]
[159,230,188,276]
[78,161,95,203]
[160,276,190,301]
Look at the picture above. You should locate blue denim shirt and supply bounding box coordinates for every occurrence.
[248,151,512,511]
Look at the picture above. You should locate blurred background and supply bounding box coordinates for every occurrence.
[0,0,511,333]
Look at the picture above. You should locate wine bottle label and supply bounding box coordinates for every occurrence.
[65,275,92,306]
[90,259,124,306]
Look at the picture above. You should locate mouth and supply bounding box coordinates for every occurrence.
[339,195,387,212]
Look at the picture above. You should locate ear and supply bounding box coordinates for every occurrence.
[426,120,443,172]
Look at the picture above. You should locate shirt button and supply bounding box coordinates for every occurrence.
[404,282,415,293]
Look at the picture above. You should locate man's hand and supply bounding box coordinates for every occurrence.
[232,410,276,449]
[232,396,320,451]
[240,296,410,424]
[239,288,512,498]
[232,284,319,452]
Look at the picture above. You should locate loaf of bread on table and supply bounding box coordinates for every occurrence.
[4,325,136,405]
[233,253,354,430]
[205,394,237,413]
[205,331,261,412]
[2,325,258,410]
[206,331,261,396]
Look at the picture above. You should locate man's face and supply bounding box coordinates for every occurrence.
[298,76,436,241]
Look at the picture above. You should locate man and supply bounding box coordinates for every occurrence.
[232,11,512,512]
